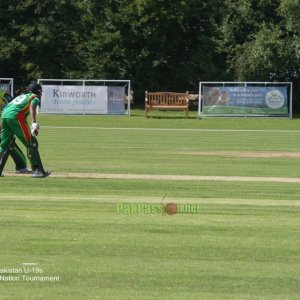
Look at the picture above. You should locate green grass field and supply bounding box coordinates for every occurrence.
[0,109,300,299]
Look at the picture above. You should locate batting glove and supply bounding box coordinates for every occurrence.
[31,121,39,136]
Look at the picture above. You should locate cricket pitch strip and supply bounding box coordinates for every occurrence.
[5,172,300,183]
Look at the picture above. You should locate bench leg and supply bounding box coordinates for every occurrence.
[186,109,189,118]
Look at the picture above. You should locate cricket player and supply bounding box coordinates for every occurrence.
[0,83,50,178]
[0,89,31,173]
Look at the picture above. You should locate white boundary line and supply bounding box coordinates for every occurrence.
[42,126,300,133]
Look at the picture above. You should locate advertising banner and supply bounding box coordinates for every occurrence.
[107,86,125,114]
[40,85,126,114]
[40,85,108,114]
[0,80,13,95]
[202,86,289,116]
[0,84,11,94]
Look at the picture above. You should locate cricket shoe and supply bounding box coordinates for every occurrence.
[15,168,33,174]
[32,170,51,178]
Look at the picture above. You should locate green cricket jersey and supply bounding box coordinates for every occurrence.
[2,93,39,120]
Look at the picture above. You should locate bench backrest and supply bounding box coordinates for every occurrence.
[146,92,188,106]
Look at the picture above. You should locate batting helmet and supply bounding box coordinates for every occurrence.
[28,82,43,94]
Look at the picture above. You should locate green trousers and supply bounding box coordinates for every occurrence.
[0,118,37,169]
[10,142,27,170]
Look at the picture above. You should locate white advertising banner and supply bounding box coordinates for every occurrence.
[40,85,108,114]
[0,84,11,94]
[107,86,125,114]
[0,78,13,95]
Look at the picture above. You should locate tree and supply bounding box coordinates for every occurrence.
[0,0,87,90]
[82,0,223,99]
[1,0,298,107]
[216,0,300,104]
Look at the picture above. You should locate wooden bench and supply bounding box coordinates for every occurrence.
[145,91,189,117]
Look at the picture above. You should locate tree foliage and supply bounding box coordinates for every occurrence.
[0,0,299,105]
[214,0,300,106]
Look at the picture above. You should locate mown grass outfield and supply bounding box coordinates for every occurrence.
[0,109,300,299]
